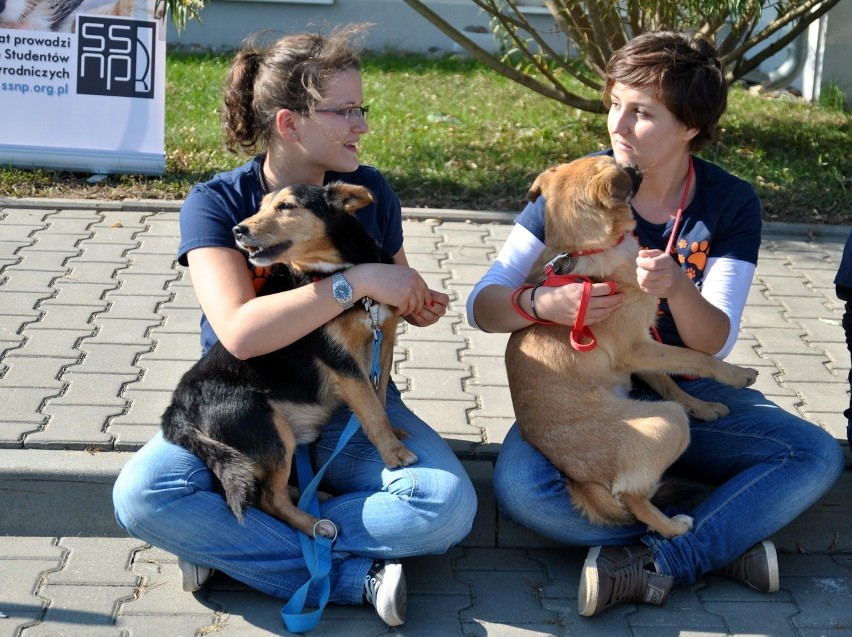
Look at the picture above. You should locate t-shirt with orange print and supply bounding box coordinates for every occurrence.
[514,150,762,349]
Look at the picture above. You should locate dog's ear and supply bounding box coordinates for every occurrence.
[325,182,375,215]
[526,168,554,202]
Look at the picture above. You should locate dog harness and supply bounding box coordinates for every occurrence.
[511,235,623,351]
[281,298,384,633]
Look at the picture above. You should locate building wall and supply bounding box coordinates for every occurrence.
[168,0,502,53]
[822,0,852,104]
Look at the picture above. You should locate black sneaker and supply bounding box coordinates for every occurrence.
[364,559,406,626]
[578,545,673,617]
[717,539,779,593]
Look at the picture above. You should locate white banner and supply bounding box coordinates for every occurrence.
[0,0,165,175]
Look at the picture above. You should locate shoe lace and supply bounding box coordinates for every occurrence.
[607,562,649,606]
[364,565,383,606]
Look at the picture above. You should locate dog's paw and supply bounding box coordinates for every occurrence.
[689,400,730,422]
[314,519,338,539]
[740,366,759,387]
[724,364,758,388]
[381,444,418,468]
[670,514,694,535]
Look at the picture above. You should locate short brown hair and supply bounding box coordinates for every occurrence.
[220,24,367,154]
[603,31,727,151]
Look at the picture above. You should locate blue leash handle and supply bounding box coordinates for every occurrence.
[281,324,383,633]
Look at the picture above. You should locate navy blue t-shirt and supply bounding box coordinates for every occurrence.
[515,150,762,347]
[177,155,404,353]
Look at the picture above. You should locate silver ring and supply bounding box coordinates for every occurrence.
[313,519,338,542]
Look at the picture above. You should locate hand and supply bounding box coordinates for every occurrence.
[403,289,449,327]
[348,263,432,316]
[636,249,685,299]
[534,282,622,326]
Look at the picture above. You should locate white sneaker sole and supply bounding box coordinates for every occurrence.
[374,562,406,626]
[578,546,602,617]
[179,559,211,593]
[762,540,780,593]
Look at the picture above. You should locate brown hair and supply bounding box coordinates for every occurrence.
[603,31,727,151]
[221,24,367,154]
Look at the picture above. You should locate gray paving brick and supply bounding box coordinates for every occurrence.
[1,291,56,317]
[25,304,99,331]
[4,332,88,359]
[772,352,842,382]
[0,359,67,389]
[0,268,63,292]
[785,574,852,629]
[108,273,179,297]
[459,570,556,625]
[82,321,153,347]
[15,248,80,270]
[120,359,194,391]
[0,387,53,423]
[110,389,174,427]
[50,283,111,309]
[138,332,202,362]
[50,372,137,407]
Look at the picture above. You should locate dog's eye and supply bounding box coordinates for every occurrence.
[276,201,297,211]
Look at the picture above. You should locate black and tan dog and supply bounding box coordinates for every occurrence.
[161,182,417,538]
[505,155,758,539]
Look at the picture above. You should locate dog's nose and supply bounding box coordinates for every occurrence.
[622,163,643,195]
[232,224,247,240]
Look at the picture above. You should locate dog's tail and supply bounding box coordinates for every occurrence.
[567,480,635,526]
[163,424,257,521]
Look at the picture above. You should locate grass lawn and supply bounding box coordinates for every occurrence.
[1,51,849,224]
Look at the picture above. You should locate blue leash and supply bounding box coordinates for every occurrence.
[281,305,383,633]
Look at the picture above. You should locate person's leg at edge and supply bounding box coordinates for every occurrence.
[837,284,852,449]
[113,382,476,610]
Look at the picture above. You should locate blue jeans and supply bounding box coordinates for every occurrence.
[493,378,844,585]
[113,383,476,605]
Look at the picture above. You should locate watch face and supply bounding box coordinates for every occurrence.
[333,276,352,301]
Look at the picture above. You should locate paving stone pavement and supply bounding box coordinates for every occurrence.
[0,198,850,636]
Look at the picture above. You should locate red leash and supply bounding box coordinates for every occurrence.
[512,237,622,351]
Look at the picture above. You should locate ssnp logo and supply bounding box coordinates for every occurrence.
[76,17,156,99]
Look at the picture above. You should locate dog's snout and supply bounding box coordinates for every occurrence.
[622,163,643,195]
[232,224,248,240]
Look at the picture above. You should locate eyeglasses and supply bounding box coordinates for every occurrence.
[314,105,370,121]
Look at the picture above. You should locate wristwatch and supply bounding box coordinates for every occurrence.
[331,271,354,310]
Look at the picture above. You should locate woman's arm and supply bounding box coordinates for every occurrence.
[468,224,623,333]
[187,246,344,360]
[635,250,754,356]
[188,246,441,360]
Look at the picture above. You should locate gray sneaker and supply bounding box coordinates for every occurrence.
[178,558,213,592]
[364,559,406,626]
[579,545,673,617]
[717,539,779,593]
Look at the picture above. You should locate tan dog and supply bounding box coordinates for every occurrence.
[504,156,758,538]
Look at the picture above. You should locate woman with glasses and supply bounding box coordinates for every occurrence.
[112,25,476,627]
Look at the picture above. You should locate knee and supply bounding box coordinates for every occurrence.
[793,424,845,494]
[399,465,477,552]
